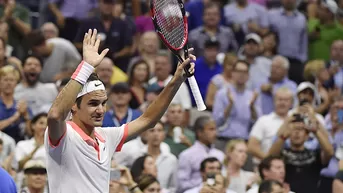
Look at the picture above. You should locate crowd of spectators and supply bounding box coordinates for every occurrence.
[1,0,343,193]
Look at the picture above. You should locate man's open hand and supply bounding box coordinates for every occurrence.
[83,29,109,67]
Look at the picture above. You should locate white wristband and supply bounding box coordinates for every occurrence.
[71,61,94,85]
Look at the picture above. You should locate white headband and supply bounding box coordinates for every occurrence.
[77,80,106,98]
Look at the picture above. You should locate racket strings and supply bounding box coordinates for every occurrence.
[154,0,186,48]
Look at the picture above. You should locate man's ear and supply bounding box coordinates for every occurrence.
[71,103,78,114]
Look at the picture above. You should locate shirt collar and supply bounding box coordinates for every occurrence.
[67,121,105,143]
[280,8,299,16]
[194,141,215,152]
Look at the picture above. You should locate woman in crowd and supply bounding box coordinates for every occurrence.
[127,59,150,109]
[224,140,259,193]
[137,174,163,193]
[303,60,339,115]
[261,32,278,59]
[206,53,237,109]
[131,155,158,183]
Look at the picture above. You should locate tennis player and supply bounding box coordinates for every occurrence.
[44,29,195,193]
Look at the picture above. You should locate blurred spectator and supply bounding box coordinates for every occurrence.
[0,65,30,142]
[26,30,81,83]
[248,88,294,162]
[0,36,20,69]
[254,56,297,115]
[40,22,59,39]
[134,32,160,75]
[261,32,279,59]
[114,130,170,168]
[224,0,269,45]
[247,156,293,193]
[146,122,178,191]
[134,1,154,35]
[213,60,261,150]
[0,21,14,57]
[14,55,58,116]
[131,155,158,183]
[308,0,343,61]
[258,180,284,193]
[333,170,343,193]
[127,59,150,109]
[96,57,128,88]
[48,0,97,41]
[0,166,17,193]
[102,83,142,130]
[268,111,334,193]
[185,0,225,32]
[0,130,15,165]
[193,37,222,104]
[74,0,133,71]
[177,116,225,193]
[137,174,163,193]
[319,96,343,193]
[139,83,163,113]
[303,60,334,115]
[268,0,307,84]
[20,159,47,193]
[188,2,238,57]
[149,51,192,125]
[239,33,272,90]
[206,53,237,110]
[15,113,47,171]
[0,0,31,59]
[326,40,343,93]
[164,104,195,157]
[223,140,258,193]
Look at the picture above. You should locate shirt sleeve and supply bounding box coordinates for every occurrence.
[44,124,69,157]
[177,152,200,192]
[212,88,229,127]
[249,117,264,140]
[15,141,26,162]
[100,124,129,154]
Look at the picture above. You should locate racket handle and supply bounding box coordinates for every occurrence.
[187,76,206,111]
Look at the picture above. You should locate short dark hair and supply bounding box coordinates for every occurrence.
[258,155,283,180]
[232,60,250,71]
[22,54,44,68]
[203,2,221,13]
[193,116,211,139]
[258,180,283,193]
[26,30,46,48]
[75,73,103,108]
[30,112,48,135]
[200,157,220,172]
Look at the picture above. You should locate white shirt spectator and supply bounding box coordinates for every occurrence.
[185,184,237,193]
[247,184,294,193]
[156,151,178,191]
[114,137,170,168]
[14,82,58,116]
[149,75,192,110]
[249,112,285,155]
[15,138,46,163]
[0,131,16,165]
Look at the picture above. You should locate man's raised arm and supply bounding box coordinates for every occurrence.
[128,55,196,137]
[47,29,108,145]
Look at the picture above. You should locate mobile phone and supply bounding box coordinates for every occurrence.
[206,173,216,186]
[299,98,310,106]
[292,113,304,122]
[110,169,121,181]
[338,109,343,124]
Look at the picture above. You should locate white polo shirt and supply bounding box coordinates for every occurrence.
[44,121,128,193]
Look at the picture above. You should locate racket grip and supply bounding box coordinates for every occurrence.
[187,76,206,111]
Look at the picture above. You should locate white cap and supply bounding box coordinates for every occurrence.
[297,82,316,94]
[23,159,46,170]
[322,0,338,15]
[245,33,262,44]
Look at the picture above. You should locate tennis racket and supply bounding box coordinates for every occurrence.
[150,0,207,111]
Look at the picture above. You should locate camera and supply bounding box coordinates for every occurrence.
[206,173,216,186]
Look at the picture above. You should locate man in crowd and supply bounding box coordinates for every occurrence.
[268,107,334,193]
[20,159,47,193]
[326,40,343,92]
[248,88,293,162]
[14,55,58,116]
[178,116,225,193]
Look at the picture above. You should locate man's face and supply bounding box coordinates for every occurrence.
[274,92,293,115]
[330,100,343,128]
[263,159,286,183]
[110,91,131,107]
[203,7,220,27]
[141,33,159,54]
[96,60,113,85]
[155,56,171,79]
[99,0,114,18]
[23,57,42,86]
[74,90,107,127]
[0,72,17,95]
[166,105,184,126]
[297,89,314,105]
[147,123,165,147]
[270,59,287,81]
[204,161,222,175]
[244,40,260,57]
[330,41,343,62]
[198,120,217,145]
[204,47,219,64]
[26,171,47,190]
[232,62,249,85]
[290,123,308,147]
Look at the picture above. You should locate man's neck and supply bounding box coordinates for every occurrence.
[142,52,157,59]
[291,144,305,151]
[204,25,218,35]
[275,111,287,118]
[72,117,95,139]
[157,74,169,82]
[23,81,38,88]
[113,105,129,119]
[233,83,245,92]
[28,187,44,193]
[147,145,161,159]
[198,140,211,148]
[0,93,14,104]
